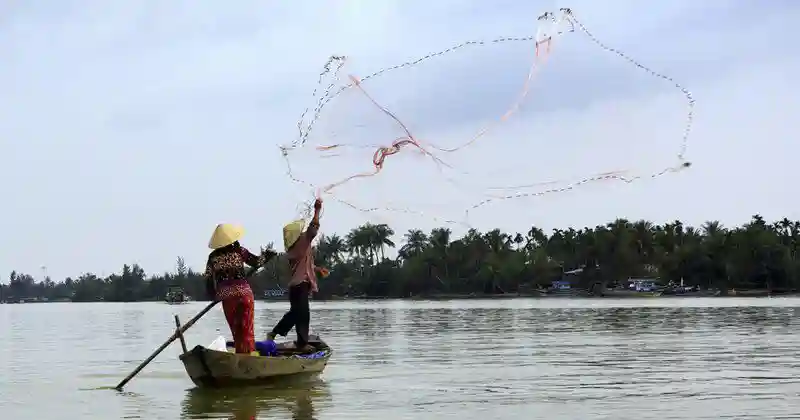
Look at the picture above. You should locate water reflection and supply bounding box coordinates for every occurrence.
[181,381,331,420]
[10,299,800,419]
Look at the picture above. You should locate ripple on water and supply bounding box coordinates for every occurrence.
[3,299,800,419]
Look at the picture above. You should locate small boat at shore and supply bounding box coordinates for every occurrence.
[601,289,662,297]
[179,335,332,388]
[600,277,663,297]
[661,288,721,297]
[263,287,287,301]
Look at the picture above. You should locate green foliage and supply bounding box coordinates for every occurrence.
[2,215,800,302]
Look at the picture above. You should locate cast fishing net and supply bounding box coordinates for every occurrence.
[281,8,694,227]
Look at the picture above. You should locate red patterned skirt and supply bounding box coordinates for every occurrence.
[217,281,255,354]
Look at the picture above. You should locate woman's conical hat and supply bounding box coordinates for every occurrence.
[283,220,305,251]
[209,224,245,249]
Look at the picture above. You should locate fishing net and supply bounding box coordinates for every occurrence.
[281,8,695,227]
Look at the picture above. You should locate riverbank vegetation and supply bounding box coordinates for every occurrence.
[2,215,799,302]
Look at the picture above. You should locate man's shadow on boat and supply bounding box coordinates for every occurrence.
[181,378,331,420]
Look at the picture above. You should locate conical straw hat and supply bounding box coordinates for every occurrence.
[283,220,305,251]
[209,224,245,249]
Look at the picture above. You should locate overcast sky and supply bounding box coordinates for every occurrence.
[1,0,798,281]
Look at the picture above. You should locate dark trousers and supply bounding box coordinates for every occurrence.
[271,282,311,346]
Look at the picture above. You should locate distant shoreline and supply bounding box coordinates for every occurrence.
[5,216,798,305]
[4,289,797,304]
[315,291,799,301]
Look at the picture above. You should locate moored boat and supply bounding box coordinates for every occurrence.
[179,335,332,388]
[263,287,286,301]
[601,277,663,297]
[601,288,663,297]
[660,289,720,297]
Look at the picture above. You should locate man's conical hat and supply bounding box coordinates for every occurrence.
[283,220,306,251]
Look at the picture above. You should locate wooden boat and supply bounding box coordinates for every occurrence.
[263,287,287,301]
[600,278,663,297]
[179,335,332,388]
[601,288,662,297]
[661,288,721,297]
[165,286,191,304]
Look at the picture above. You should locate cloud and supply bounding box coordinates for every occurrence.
[1,0,798,280]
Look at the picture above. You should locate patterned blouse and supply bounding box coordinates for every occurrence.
[204,244,268,301]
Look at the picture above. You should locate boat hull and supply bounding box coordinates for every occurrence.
[661,290,720,297]
[179,345,332,388]
[602,290,663,298]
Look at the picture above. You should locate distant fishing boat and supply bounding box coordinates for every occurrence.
[6,297,48,303]
[165,287,191,304]
[602,278,663,297]
[660,277,721,297]
[179,335,332,388]
[602,288,663,297]
[263,257,287,301]
[263,287,286,301]
[544,267,583,296]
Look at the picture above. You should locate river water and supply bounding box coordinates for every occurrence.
[2,298,800,419]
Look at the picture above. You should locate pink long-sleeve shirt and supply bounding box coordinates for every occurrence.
[286,219,319,293]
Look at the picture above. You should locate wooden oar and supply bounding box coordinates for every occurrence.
[114,265,264,391]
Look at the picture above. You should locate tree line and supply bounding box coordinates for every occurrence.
[2,214,799,302]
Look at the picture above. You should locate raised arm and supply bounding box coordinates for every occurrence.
[305,198,322,240]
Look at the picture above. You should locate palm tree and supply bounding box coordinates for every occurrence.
[525,226,548,251]
[429,227,452,280]
[512,233,524,251]
[317,234,346,266]
[484,229,510,255]
[701,220,725,237]
[345,226,371,264]
[430,228,451,250]
[632,220,654,263]
[373,223,396,261]
[400,229,429,261]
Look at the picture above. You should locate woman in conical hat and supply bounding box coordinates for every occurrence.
[204,223,276,354]
[266,198,327,352]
